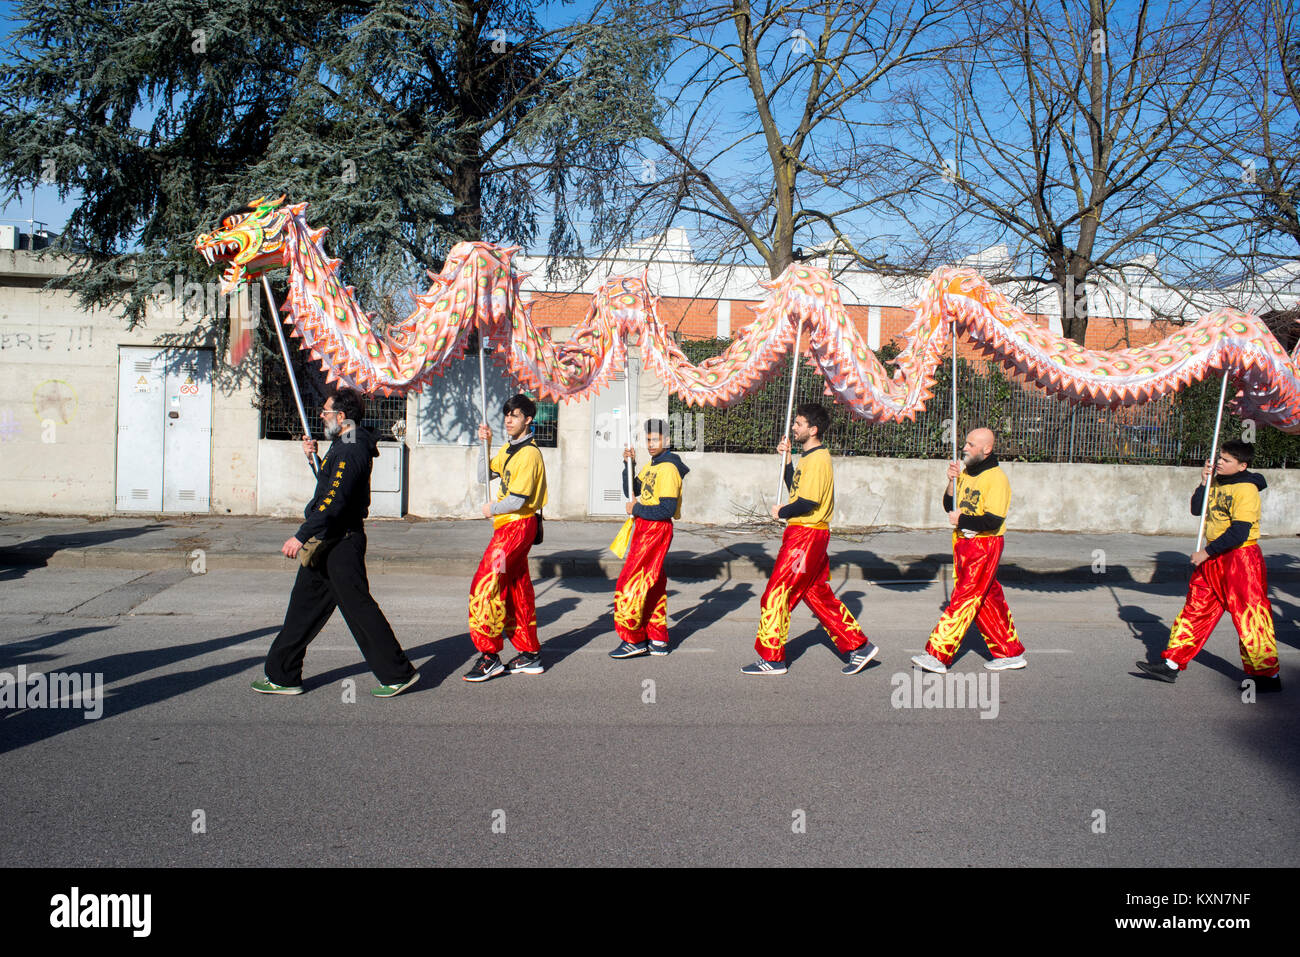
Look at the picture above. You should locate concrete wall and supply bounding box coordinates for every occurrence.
[258,438,406,517]
[680,454,1300,534]
[404,345,669,519]
[0,251,259,515]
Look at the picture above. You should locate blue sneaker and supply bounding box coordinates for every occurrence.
[841,641,879,675]
[609,641,648,659]
[740,659,787,676]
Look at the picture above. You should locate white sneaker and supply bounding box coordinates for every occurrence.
[985,654,1027,671]
[910,652,948,674]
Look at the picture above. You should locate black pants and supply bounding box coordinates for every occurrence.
[265,531,416,686]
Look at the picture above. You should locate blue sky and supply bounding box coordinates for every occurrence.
[0,0,78,231]
[2,0,1293,280]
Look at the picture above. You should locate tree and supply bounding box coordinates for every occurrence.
[0,0,667,333]
[1207,0,1299,263]
[902,0,1253,344]
[631,0,975,282]
[1248,0,1300,256]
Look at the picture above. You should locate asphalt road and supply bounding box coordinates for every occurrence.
[2,563,1297,867]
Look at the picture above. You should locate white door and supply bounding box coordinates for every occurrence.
[587,361,639,516]
[115,347,212,513]
[115,348,166,510]
[162,351,213,511]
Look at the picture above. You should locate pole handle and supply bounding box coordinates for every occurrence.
[261,275,318,477]
[478,333,491,506]
[776,317,805,510]
[623,346,634,504]
[1193,371,1231,555]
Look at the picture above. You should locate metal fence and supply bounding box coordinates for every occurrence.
[259,350,558,445]
[261,394,410,442]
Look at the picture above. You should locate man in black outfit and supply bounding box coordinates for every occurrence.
[252,388,420,698]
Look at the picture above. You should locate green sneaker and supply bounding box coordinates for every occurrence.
[370,672,420,698]
[251,675,303,695]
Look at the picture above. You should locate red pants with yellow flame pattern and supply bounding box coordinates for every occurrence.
[755,525,868,662]
[1163,543,1278,676]
[468,517,540,656]
[924,534,1024,666]
[614,517,673,645]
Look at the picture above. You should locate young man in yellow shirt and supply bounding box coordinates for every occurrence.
[912,427,1027,673]
[464,394,548,682]
[609,419,690,658]
[1137,440,1280,691]
[741,403,879,676]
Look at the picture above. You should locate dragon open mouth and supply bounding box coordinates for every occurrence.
[199,239,242,265]
[195,195,290,295]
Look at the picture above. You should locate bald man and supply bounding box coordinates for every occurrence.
[912,428,1027,673]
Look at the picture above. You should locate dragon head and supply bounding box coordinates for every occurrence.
[195,195,294,294]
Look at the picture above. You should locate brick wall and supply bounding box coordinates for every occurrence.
[526,290,1184,357]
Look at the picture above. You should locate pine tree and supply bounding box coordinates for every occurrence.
[0,0,668,330]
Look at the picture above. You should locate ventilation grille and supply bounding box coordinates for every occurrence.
[177,489,196,501]
[133,361,152,373]
[603,489,622,502]
[131,489,149,500]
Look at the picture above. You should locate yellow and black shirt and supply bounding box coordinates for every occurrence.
[942,455,1010,537]
[779,445,834,530]
[1194,470,1266,555]
[625,450,690,521]
[489,436,548,530]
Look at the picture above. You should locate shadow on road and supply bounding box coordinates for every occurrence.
[0,523,169,583]
[0,625,117,668]
[0,625,274,755]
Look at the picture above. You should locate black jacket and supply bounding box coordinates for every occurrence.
[295,426,378,542]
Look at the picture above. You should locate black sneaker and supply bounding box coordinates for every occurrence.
[841,641,879,675]
[609,640,648,659]
[649,641,670,657]
[1136,660,1178,683]
[463,654,505,682]
[1249,674,1282,694]
[506,651,544,675]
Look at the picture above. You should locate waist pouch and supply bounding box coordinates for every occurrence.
[298,534,342,569]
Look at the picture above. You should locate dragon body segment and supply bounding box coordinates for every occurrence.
[195,198,1300,432]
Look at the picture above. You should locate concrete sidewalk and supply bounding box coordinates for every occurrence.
[3,512,1299,583]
